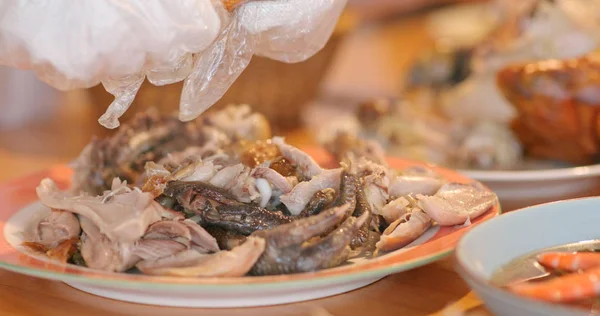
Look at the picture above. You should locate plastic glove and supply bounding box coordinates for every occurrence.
[0,0,347,128]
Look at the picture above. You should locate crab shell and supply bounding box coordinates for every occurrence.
[496,53,600,165]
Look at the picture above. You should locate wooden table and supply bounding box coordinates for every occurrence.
[0,10,496,316]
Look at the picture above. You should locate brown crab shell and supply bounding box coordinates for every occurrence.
[496,53,600,165]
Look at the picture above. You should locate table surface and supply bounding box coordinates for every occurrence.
[0,8,500,316]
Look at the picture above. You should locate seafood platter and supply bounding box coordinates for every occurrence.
[309,0,600,209]
[0,105,500,307]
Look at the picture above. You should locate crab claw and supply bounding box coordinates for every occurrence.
[375,209,432,252]
[297,212,370,271]
[249,204,369,275]
[351,183,373,249]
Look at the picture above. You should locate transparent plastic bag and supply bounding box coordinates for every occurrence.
[0,0,347,128]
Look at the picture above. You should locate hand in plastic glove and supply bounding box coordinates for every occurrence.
[0,0,347,128]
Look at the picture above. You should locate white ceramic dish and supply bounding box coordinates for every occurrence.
[460,165,600,211]
[0,156,500,308]
[455,197,600,316]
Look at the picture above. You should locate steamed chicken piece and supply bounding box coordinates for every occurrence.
[251,167,293,194]
[279,168,342,216]
[78,216,140,272]
[272,136,323,179]
[79,216,220,272]
[136,237,265,277]
[26,209,81,249]
[417,182,498,226]
[381,197,413,225]
[34,177,224,272]
[388,175,445,198]
[37,178,162,243]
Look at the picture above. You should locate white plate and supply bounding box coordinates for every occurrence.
[455,197,600,316]
[0,159,500,308]
[460,164,600,210]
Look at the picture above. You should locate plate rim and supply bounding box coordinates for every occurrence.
[458,164,600,182]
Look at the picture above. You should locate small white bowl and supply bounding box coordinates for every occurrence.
[460,165,600,211]
[455,197,600,316]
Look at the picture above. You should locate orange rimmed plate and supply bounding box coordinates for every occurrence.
[0,148,501,308]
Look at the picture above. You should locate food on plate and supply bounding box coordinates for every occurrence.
[508,250,600,305]
[21,107,497,277]
[320,99,523,170]
[497,53,600,165]
[439,0,600,125]
[316,0,600,171]
[71,105,270,196]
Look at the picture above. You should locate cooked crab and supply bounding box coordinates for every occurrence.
[71,105,271,195]
[24,109,498,277]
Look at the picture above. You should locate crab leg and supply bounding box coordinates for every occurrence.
[252,204,350,249]
[297,212,370,272]
[202,204,293,235]
[334,171,358,213]
[351,184,373,248]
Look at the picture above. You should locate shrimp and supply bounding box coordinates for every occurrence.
[537,252,600,272]
[509,266,600,303]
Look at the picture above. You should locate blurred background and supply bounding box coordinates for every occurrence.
[0,2,486,129]
[0,0,551,178]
